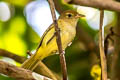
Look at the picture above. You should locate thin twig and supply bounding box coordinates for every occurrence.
[48,0,67,80]
[99,10,107,80]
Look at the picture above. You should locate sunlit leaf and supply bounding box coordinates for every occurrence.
[3,32,27,56]
[91,64,101,80]
[4,0,29,7]
[0,21,3,33]
[28,27,40,43]
[0,38,4,48]
[9,16,26,36]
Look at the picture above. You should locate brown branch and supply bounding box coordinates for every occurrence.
[0,49,60,80]
[0,49,26,63]
[68,0,120,12]
[48,0,67,80]
[0,60,51,80]
[99,10,107,80]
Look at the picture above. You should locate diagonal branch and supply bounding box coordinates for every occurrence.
[99,10,107,80]
[68,0,120,12]
[0,60,51,80]
[48,0,67,80]
[0,49,26,63]
[0,49,60,80]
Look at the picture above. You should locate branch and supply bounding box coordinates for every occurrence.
[48,0,67,80]
[0,60,51,80]
[0,49,60,80]
[69,0,120,12]
[99,10,107,80]
[0,49,26,63]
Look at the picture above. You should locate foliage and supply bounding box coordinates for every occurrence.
[0,0,117,80]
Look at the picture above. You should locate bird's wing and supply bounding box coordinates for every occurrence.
[36,23,55,50]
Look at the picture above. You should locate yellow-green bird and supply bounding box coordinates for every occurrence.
[21,10,85,70]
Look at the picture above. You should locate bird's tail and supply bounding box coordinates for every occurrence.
[21,48,45,71]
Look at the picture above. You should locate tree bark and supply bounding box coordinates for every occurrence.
[0,61,51,80]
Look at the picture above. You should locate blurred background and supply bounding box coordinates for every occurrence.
[0,0,117,80]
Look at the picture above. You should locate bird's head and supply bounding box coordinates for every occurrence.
[59,10,85,26]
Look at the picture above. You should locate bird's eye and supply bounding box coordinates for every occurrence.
[67,13,72,18]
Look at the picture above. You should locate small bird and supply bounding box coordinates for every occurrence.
[21,10,85,71]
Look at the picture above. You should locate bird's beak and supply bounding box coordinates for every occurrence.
[75,14,85,18]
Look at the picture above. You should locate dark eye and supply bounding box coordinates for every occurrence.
[67,14,72,18]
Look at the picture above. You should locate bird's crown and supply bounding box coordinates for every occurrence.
[59,10,85,19]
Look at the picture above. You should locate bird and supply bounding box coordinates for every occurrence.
[21,10,85,71]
